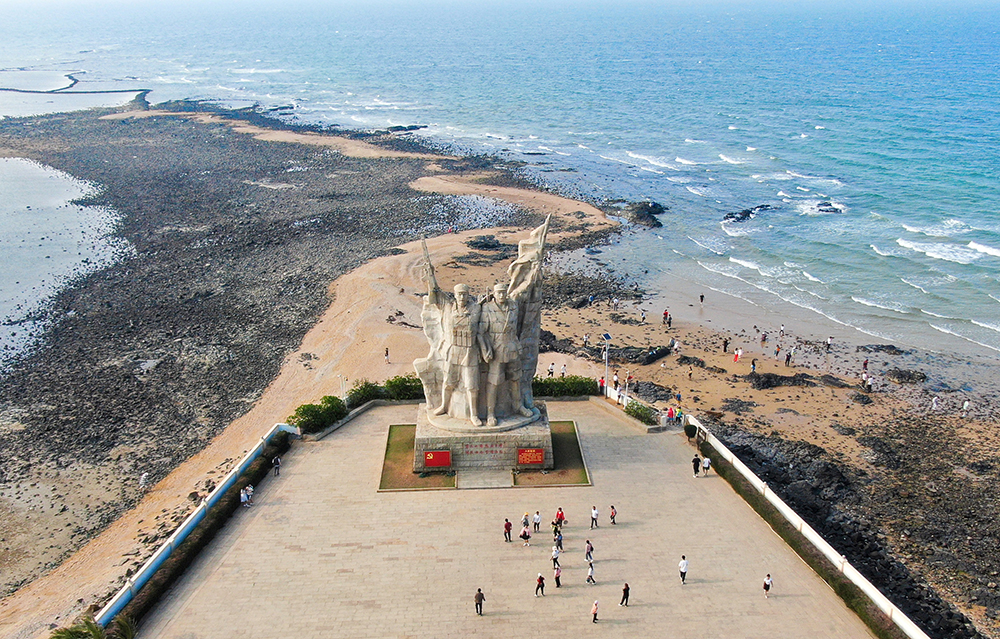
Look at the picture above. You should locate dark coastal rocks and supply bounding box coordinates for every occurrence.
[538,330,575,355]
[622,201,668,228]
[743,371,816,390]
[541,272,641,310]
[640,346,672,366]
[705,421,984,639]
[851,391,873,405]
[819,374,852,388]
[465,235,515,254]
[816,201,842,214]
[677,355,705,368]
[723,204,773,223]
[886,369,928,384]
[720,398,757,415]
[631,380,674,403]
[857,344,909,356]
[857,436,903,470]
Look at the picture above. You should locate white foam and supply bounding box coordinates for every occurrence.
[687,236,726,255]
[685,186,709,197]
[971,319,1000,334]
[930,324,1000,353]
[776,191,792,198]
[901,278,929,294]
[990,294,1000,304]
[729,257,760,270]
[667,176,691,184]
[719,154,745,165]
[796,186,811,192]
[851,296,909,315]
[896,238,981,265]
[746,146,757,151]
[920,309,956,319]
[720,223,751,237]
[674,157,699,166]
[802,271,823,283]
[969,241,1000,258]
[870,244,894,257]
[228,68,286,74]
[728,126,737,130]
[685,139,707,144]
[627,151,671,168]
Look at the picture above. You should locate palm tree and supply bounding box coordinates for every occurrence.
[49,615,136,639]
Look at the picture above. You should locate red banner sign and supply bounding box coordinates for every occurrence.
[517,448,545,465]
[424,450,452,467]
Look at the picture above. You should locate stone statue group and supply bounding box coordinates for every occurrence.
[415,218,549,429]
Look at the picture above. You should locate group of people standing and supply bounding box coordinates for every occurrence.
[486,505,627,622]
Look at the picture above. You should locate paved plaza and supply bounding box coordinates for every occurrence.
[141,401,875,638]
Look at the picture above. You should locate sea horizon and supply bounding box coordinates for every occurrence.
[2,0,999,373]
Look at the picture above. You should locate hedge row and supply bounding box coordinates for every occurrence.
[700,439,907,639]
[531,375,599,397]
[117,432,292,625]
[624,399,659,425]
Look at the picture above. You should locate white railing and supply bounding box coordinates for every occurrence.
[688,414,930,639]
[94,422,300,626]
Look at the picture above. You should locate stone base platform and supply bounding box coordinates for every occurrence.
[413,403,554,472]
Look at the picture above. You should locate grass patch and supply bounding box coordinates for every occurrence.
[379,424,455,490]
[515,421,590,486]
[701,441,908,639]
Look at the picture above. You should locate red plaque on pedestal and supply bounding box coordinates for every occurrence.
[424,450,452,467]
[517,448,544,465]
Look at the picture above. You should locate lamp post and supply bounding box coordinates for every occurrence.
[601,333,612,398]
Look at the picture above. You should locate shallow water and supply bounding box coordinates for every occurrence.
[0,158,130,369]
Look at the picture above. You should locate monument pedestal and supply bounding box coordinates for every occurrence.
[413,402,554,472]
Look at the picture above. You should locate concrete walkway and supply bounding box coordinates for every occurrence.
[141,401,875,638]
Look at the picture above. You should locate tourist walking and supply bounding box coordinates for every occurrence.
[522,512,530,528]
[585,539,594,562]
[554,565,562,587]
[587,562,596,584]
[751,358,757,373]
[560,363,567,378]
[533,510,541,532]
[474,588,485,615]
[272,455,281,476]
[613,371,620,390]
[963,399,971,418]
[826,336,833,352]
[555,529,563,551]
[535,573,546,597]
[504,518,512,542]
[620,583,630,606]
[519,525,532,546]
[240,487,248,508]
[384,347,390,364]
[591,505,599,528]
[591,600,600,623]
[610,504,617,525]
[551,546,561,568]
[702,456,712,476]
[555,507,566,526]
[679,556,689,584]
[547,362,555,377]
[692,455,701,477]
[245,484,254,505]
[598,376,605,395]
[763,574,773,598]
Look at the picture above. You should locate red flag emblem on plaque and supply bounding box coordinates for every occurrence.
[517,448,544,465]
[424,450,451,467]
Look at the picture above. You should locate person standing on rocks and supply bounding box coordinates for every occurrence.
[474,588,486,615]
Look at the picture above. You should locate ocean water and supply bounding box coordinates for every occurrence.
[2,0,999,363]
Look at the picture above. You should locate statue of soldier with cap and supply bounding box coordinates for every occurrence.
[481,282,534,427]
[428,281,486,426]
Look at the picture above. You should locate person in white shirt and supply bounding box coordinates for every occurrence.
[702,456,712,476]
[551,546,561,568]
[590,506,599,529]
[678,555,689,584]
[763,573,773,598]
[532,510,541,532]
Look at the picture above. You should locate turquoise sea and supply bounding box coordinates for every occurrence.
[2,0,999,365]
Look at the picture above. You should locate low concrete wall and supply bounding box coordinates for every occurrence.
[688,414,930,639]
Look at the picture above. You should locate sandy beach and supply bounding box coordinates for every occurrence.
[0,104,998,639]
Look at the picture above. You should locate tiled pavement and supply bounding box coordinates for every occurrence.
[141,401,874,638]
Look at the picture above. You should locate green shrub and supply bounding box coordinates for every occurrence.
[532,375,599,397]
[624,399,658,425]
[287,396,347,434]
[384,374,425,400]
[346,378,387,409]
[119,431,291,625]
[684,423,697,440]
